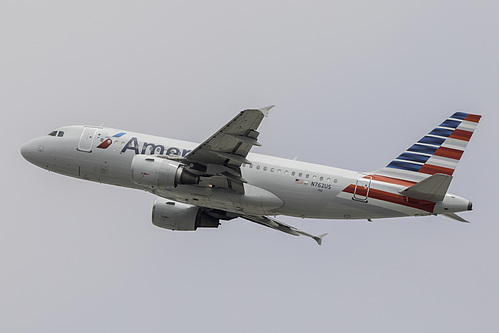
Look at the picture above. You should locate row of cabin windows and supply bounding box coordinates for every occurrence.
[243,164,338,183]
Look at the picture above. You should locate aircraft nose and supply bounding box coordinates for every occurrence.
[21,141,32,161]
[20,139,42,164]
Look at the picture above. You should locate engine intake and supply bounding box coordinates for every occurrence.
[131,155,199,189]
[152,198,219,231]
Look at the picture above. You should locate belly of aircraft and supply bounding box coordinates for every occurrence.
[155,184,284,216]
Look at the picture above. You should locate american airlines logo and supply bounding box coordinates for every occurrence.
[99,134,192,157]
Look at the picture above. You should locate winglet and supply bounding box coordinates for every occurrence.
[258,105,275,117]
[313,233,328,246]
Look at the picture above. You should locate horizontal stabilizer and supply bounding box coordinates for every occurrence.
[400,173,452,202]
[442,212,470,223]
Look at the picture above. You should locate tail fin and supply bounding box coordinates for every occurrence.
[374,112,481,182]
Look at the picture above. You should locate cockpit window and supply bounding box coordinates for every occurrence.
[48,130,65,137]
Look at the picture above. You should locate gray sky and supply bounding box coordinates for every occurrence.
[2,1,498,332]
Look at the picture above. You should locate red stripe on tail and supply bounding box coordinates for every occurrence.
[433,146,464,160]
[418,164,454,176]
[449,129,473,142]
[464,114,481,123]
[367,175,417,187]
[343,185,436,213]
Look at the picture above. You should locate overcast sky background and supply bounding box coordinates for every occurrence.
[2,1,498,332]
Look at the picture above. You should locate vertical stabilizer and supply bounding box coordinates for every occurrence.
[374,112,481,182]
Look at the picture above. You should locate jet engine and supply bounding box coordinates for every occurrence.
[131,155,199,189]
[152,198,219,231]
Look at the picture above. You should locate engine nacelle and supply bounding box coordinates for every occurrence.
[152,198,219,231]
[131,155,199,189]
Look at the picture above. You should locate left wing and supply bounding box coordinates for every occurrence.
[241,215,328,245]
[178,106,274,193]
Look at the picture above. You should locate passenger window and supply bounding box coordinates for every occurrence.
[263,166,267,171]
[292,171,295,176]
[256,165,260,170]
[48,131,57,136]
[57,131,64,137]
[320,176,324,181]
[298,173,302,177]
[327,178,331,182]
[270,168,274,172]
[284,170,288,175]
[306,174,309,178]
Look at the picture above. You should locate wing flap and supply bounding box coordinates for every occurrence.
[226,133,262,146]
[212,151,252,165]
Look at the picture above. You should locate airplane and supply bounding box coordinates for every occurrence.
[20,107,481,245]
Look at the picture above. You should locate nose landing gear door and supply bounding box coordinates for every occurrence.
[352,174,372,202]
[77,127,98,152]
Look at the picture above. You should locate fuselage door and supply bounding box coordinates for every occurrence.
[353,174,372,202]
[77,127,98,152]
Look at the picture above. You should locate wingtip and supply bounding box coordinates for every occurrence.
[258,105,275,117]
[314,233,328,245]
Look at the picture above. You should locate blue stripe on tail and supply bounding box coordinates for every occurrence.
[418,136,445,146]
[450,112,468,120]
[428,128,454,138]
[439,119,461,128]
[386,160,423,172]
[407,144,438,155]
[397,152,431,164]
